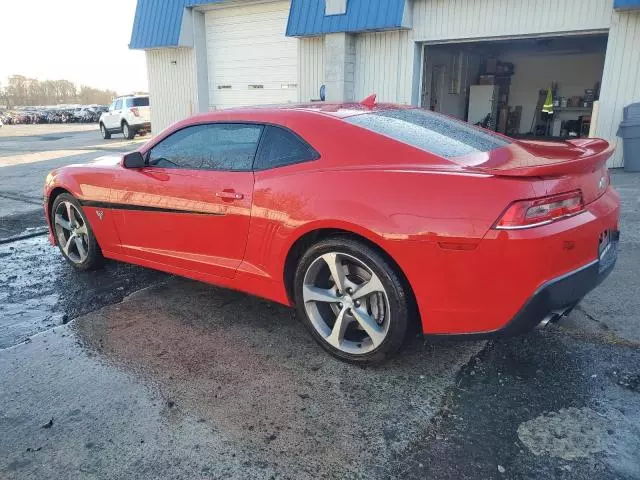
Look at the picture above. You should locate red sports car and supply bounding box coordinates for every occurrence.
[44,100,620,363]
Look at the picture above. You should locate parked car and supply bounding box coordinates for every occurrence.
[0,105,108,125]
[43,100,620,364]
[99,94,151,140]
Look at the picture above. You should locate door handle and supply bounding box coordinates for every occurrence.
[216,191,244,201]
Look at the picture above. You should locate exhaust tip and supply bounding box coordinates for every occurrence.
[538,308,573,329]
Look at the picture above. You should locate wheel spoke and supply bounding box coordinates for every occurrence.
[74,236,87,260]
[54,214,71,231]
[75,224,88,236]
[303,285,339,303]
[351,306,386,348]
[326,307,350,348]
[321,253,347,293]
[62,233,76,255]
[65,202,75,227]
[351,274,385,301]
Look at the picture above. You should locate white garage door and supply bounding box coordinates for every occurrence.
[205,1,298,110]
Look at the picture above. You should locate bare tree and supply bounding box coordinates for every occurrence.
[2,74,118,106]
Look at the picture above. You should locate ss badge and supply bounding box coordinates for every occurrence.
[96,210,104,220]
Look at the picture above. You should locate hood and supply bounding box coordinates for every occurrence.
[90,154,124,167]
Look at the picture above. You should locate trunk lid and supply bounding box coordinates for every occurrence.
[452,138,613,205]
[455,138,613,177]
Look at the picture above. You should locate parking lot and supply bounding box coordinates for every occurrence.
[1,125,639,479]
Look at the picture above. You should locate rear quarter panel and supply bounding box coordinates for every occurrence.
[246,165,538,326]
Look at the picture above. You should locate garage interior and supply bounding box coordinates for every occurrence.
[421,34,608,140]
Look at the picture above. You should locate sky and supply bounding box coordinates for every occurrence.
[0,0,147,95]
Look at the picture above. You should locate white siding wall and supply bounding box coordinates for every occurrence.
[354,30,413,104]
[411,0,612,42]
[596,10,640,168]
[145,48,198,135]
[298,37,325,102]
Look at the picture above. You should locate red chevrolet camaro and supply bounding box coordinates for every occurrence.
[44,101,620,363]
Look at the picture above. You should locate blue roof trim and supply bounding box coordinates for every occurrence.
[130,0,408,49]
[286,0,406,37]
[614,0,640,9]
[130,0,224,50]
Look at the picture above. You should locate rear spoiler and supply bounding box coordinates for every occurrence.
[464,139,613,177]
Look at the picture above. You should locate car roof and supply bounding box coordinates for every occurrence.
[187,102,414,123]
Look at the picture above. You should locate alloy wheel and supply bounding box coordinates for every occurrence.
[53,201,90,264]
[302,252,390,354]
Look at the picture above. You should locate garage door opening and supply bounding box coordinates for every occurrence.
[421,34,608,140]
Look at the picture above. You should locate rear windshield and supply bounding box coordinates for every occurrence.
[345,109,511,159]
[126,97,149,107]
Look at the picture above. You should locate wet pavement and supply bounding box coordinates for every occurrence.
[0,236,166,349]
[0,130,639,479]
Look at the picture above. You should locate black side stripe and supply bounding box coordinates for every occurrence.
[80,200,224,216]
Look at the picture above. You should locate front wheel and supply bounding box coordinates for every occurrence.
[51,193,104,270]
[294,237,410,364]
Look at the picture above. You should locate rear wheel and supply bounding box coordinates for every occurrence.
[294,237,409,364]
[100,123,111,139]
[51,193,103,270]
[122,122,135,139]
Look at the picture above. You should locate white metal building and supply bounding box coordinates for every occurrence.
[130,0,640,167]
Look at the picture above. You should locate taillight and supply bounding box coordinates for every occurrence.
[130,107,140,117]
[494,190,585,230]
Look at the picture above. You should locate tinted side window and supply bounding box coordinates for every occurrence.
[125,98,133,108]
[148,123,263,171]
[114,99,123,110]
[255,126,319,170]
[345,109,511,159]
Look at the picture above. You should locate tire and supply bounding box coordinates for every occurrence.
[51,193,104,271]
[294,236,410,364]
[100,123,111,139]
[122,122,135,140]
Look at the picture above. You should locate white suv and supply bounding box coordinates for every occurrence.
[99,95,151,139]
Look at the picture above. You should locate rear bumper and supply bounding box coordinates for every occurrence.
[429,231,619,339]
[131,122,151,132]
[494,230,618,336]
[410,186,620,336]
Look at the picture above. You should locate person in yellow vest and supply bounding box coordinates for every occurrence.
[542,87,554,115]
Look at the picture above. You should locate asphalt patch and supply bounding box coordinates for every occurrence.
[393,329,640,479]
[0,209,46,242]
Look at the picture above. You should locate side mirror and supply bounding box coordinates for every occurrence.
[123,151,146,168]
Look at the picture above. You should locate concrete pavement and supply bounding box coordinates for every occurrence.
[0,126,639,479]
[0,124,147,218]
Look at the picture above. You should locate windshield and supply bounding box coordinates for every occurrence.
[345,109,511,159]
